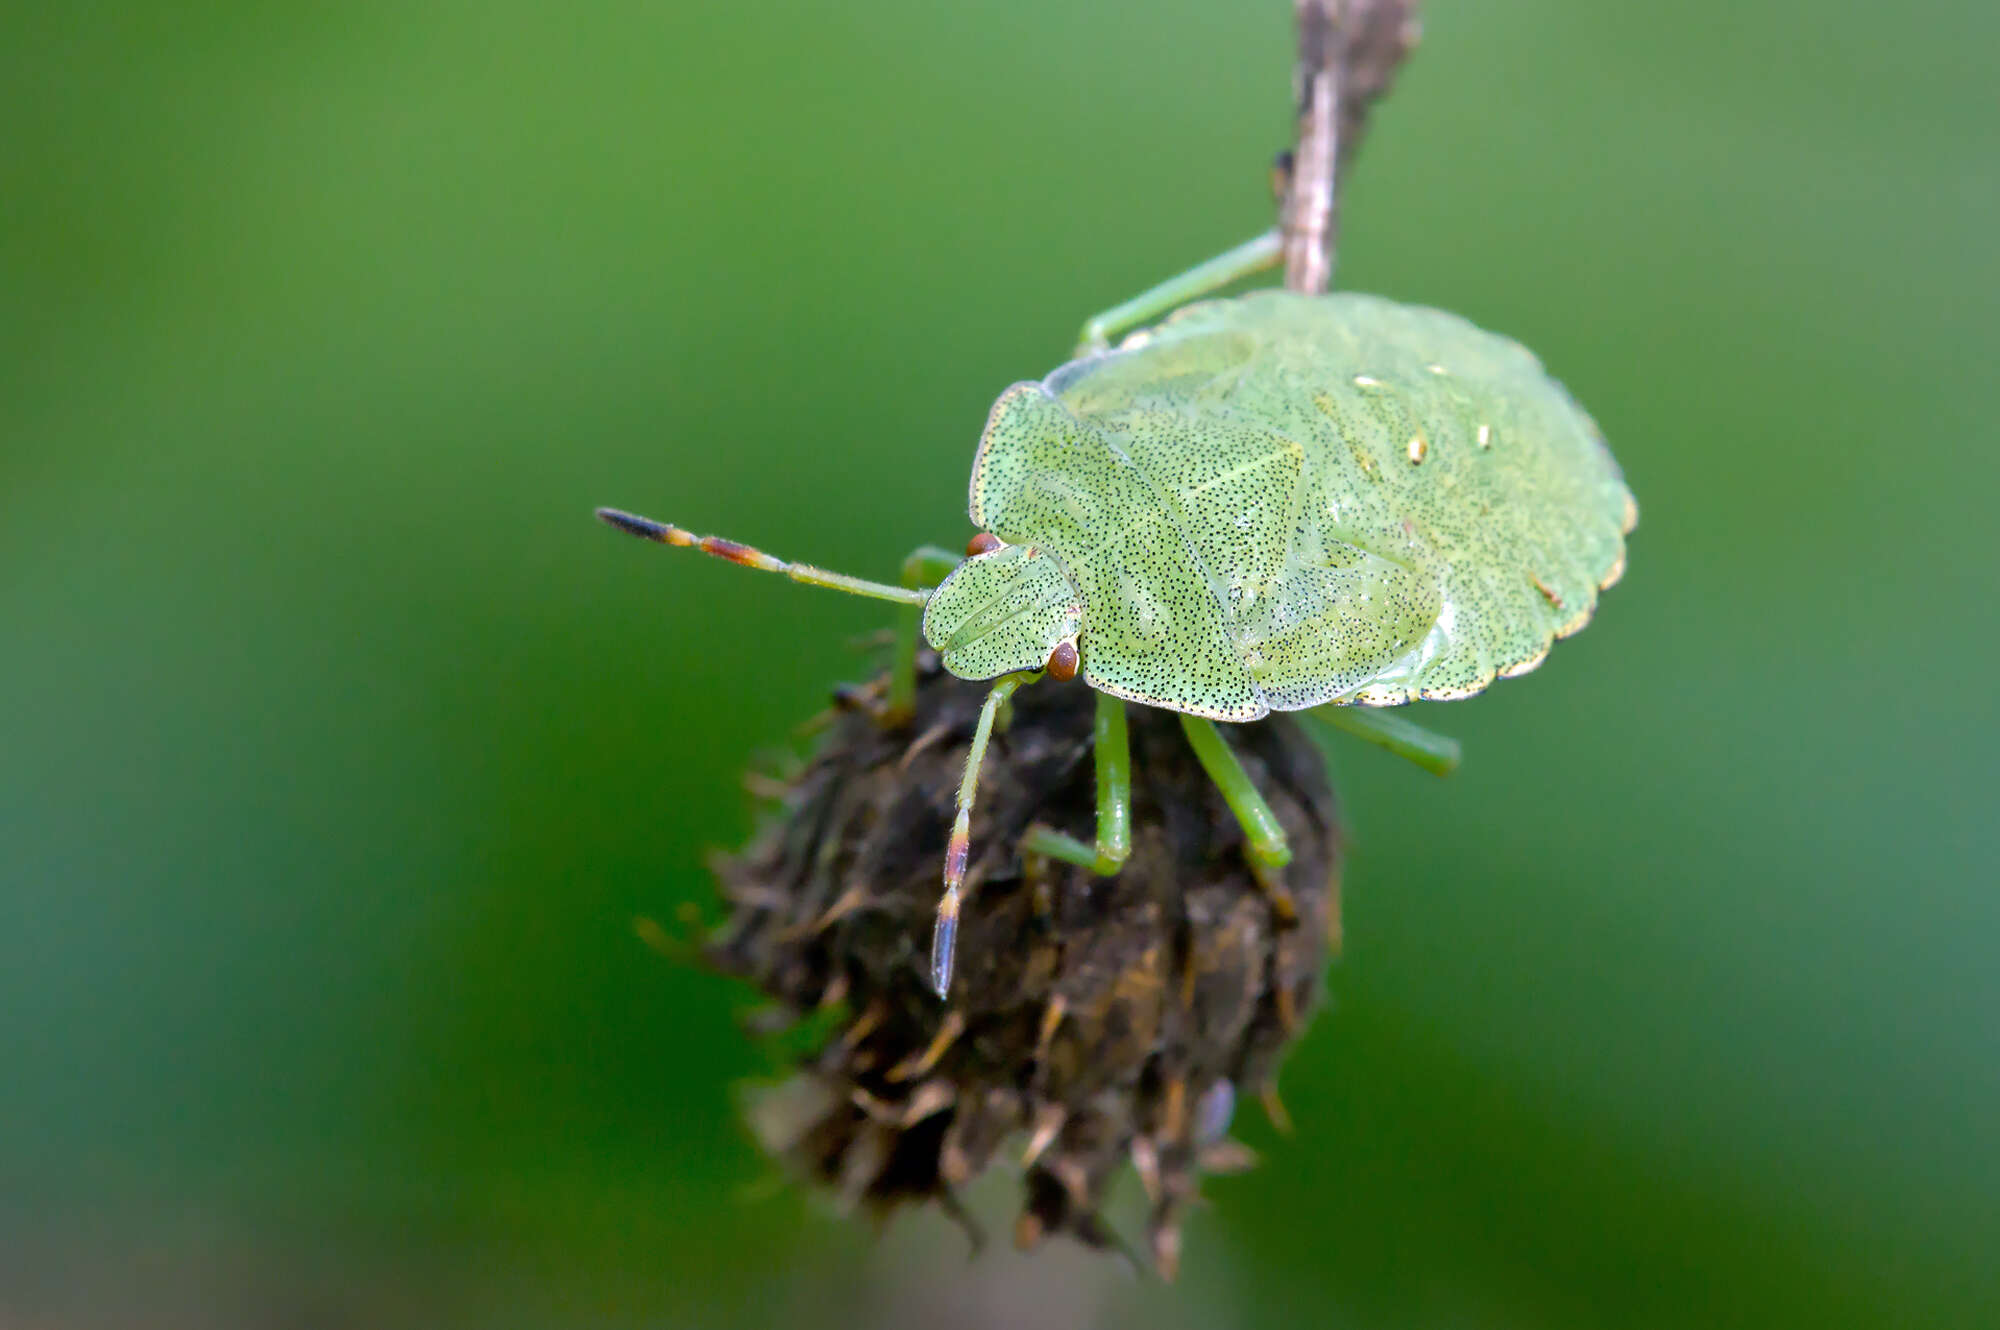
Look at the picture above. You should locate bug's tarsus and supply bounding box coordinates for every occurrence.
[1018,688,1133,876]
[1073,230,1284,354]
[1304,703,1462,777]
[928,673,1028,999]
[929,887,959,999]
[1179,713,1295,877]
[1020,824,1103,873]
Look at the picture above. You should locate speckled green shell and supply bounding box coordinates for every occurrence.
[965,290,1635,720]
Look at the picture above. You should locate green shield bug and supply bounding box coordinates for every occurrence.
[601,230,1635,1000]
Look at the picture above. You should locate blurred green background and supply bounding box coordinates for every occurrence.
[4,2,1994,1325]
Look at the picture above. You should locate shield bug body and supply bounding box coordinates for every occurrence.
[602,232,1635,999]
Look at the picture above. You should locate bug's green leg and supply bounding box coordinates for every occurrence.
[1022,692,1133,875]
[1075,230,1284,354]
[886,544,961,724]
[1302,704,1463,777]
[932,672,1032,999]
[1178,714,1297,920]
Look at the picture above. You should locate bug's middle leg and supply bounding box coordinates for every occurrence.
[1178,714,1297,922]
[1021,691,1133,876]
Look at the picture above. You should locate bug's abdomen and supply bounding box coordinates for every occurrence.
[1292,324,1627,703]
[1096,401,1444,714]
[981,292,1633,718]
[1099,291,1634,707]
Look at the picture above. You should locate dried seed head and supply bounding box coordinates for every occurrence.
[702,654,1341,1275]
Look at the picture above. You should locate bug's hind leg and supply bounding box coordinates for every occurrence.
[1022,692,1133,876]
[1075,231,1284,355]
[1302,703,1462,777]
[1178,714,1297,923]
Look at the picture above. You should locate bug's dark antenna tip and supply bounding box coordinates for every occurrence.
[596,507,671,542]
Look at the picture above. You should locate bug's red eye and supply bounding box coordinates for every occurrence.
[1046,640,1079,682]
[966,532,1003,557]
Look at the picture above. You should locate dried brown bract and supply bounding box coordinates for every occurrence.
[702,656,1342,1277]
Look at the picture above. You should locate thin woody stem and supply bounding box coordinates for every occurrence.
[1278,1,1423,292]
[1282,0,1343,294]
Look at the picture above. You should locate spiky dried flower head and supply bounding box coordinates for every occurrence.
[700,654,1341,1277]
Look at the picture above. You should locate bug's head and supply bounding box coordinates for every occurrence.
[923,537,1083,682]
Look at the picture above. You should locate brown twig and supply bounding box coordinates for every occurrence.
[1280,0,1423,294]
[1281,1,1342,294]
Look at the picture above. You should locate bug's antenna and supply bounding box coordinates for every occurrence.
[930,673,1028,998]
[596,507,929,606]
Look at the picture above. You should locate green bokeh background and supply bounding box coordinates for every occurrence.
[4,2,1994,1325]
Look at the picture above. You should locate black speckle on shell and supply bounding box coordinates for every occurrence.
[701,654,1341,1275]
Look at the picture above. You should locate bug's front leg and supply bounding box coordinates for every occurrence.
[1178,714,1297,923]
[1021,691,1133,876]
[886,544,962,724]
